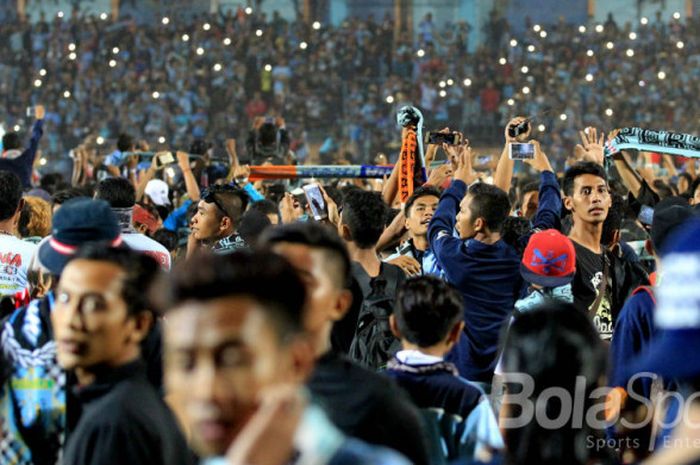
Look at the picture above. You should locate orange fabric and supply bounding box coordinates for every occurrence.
[249,165,297,181]
[399,129,418,204]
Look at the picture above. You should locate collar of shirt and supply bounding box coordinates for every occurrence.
[396,349,444,365]
[72,359,146,404]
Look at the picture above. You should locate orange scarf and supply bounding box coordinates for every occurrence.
[398,129,418,204]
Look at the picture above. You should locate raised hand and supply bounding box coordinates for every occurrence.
[505,116,531,143]
[523,140,553,173]
[576,127,605,165]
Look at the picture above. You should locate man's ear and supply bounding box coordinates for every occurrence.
[473,217,486,234]
[134,223,149,235]
[446,321,464,348]
[329,289,353,322]
[14,198,25,220]
[339,223,353,242]
[563,196,574,212]
[389,314,401,339]
[129,311,154,346]
[219,215,232,233]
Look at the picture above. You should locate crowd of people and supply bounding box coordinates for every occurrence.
[2,5,699,168]
[3,5,700,465]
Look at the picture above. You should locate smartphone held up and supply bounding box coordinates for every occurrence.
[302,184,328,220]
[508,143,535,160]
[425,131,463,146]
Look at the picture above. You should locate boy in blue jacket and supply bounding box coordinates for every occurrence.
[427,138,561,385]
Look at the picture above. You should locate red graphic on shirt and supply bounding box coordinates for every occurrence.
[0,253,21,267]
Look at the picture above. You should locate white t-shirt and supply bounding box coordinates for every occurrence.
[121,233,171,270]
[0,235,38,296]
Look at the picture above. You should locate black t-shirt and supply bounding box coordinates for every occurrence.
[572,241,614,340]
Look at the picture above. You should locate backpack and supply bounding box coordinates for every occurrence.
[349,263,403,370]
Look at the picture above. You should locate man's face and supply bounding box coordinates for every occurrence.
[52,260,136,371]
[564,174,611,225]
[271,243,344,346]
[405,195,439,237]
[455,194,476,239]
[164,297,301,457]
[521,190,539,220]
[191,200,224,242]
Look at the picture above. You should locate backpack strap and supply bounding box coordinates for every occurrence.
[632,285,656,305]
[380,262,403,294]
[351,262,373,297]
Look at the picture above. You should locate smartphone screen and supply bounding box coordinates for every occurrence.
[303,184,328,220]
[26,106,35,118]
[508,143,535,160]
[426,131,461,146]
[157,152,175,166]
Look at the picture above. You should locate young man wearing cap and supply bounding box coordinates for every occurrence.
[95,177,171,269]
[189,184,249,255]
[563,162,648,341]
[0,198,122,465]
[0,199,164,465]
[0,171,38,302]
[428,140,561,384]
[54,246,191,465]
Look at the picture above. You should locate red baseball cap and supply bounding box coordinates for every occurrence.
[520,229,576,288]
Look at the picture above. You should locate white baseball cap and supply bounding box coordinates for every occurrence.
[145,179,171,206]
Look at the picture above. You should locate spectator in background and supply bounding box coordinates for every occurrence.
[18,195,52,243]
[386,276,503,463]
[189,184,249,255]
[0,105,44,188]
[0,171,37,302]
[95,177,172,269]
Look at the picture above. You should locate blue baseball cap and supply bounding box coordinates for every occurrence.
[38,198,122,275]
[628,217,700,381]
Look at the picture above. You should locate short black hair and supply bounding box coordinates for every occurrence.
[467,182,511,232]
[70,244,160,316]
[260,221,352,289]
[258,122,277,146]
[250,199,278,217]
[95,177,136,208]
[562,162,607,196]
[652,180,675,199]
[116,133,134,152]
[395,276,464,347]
[52,187,89,207]
[2,132,21,151]
[238,209,272,246]
[341,189,386,249]
[404,186,441,217]
[163,251,306,341]
[0,171,23,221]
[203,185,249,228]
[519,181,540,205]
[153,229,178,252]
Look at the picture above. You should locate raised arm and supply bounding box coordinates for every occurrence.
[177,151,201,202]
[494,116,531,191]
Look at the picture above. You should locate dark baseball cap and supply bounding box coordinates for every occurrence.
[38,198,122,275]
